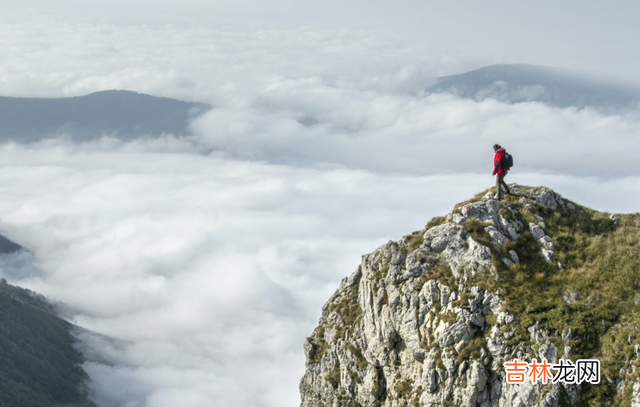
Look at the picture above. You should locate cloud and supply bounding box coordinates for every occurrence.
[0,139,488,407]
[1,138,639,407]
[0,15,457,101]
[191,86,640,178]
[0,15,639,407]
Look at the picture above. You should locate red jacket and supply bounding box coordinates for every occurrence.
[493,148,507,175]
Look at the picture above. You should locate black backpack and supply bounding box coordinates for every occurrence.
[503,151,514,169]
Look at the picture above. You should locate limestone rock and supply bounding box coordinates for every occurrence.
[300,185,636,407]
[632,382,640,407]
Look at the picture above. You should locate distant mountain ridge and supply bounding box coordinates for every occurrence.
[427,64,640,110]
[0,90,209,142]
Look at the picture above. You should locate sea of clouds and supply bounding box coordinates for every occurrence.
[0,14,639,407]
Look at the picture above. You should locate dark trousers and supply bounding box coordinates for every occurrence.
[496,173,510,198]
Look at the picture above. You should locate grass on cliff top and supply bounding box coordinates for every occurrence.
[468,191,640,404]
[452,189,492,211]
[402,215,447,253]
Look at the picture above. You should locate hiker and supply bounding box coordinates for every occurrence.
[492,144,511,200]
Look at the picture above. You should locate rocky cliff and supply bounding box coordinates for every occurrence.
[300,185,640,407]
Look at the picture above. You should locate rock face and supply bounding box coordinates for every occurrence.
[300,186,640,407]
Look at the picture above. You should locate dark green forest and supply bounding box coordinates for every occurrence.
[0,279,95,407]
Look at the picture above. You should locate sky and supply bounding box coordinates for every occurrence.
[0,2,639,407]
[6,0,640,83]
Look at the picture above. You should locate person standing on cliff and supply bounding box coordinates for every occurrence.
[492,144,511,200]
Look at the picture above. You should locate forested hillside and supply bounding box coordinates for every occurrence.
[0,280,95,407]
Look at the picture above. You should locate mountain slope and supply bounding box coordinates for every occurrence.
[300,186,640,407]
[0,90,209,142]
[427,64,640,111]
[0,233,23,254]
[0,280,96,407]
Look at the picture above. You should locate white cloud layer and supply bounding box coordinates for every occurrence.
[0,139,486,407]
[0,16,639,407]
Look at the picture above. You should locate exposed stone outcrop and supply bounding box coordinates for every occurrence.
[299,185,640,407]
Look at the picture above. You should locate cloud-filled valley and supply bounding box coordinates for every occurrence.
[0,14,639,407]
[0,140,487,407]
